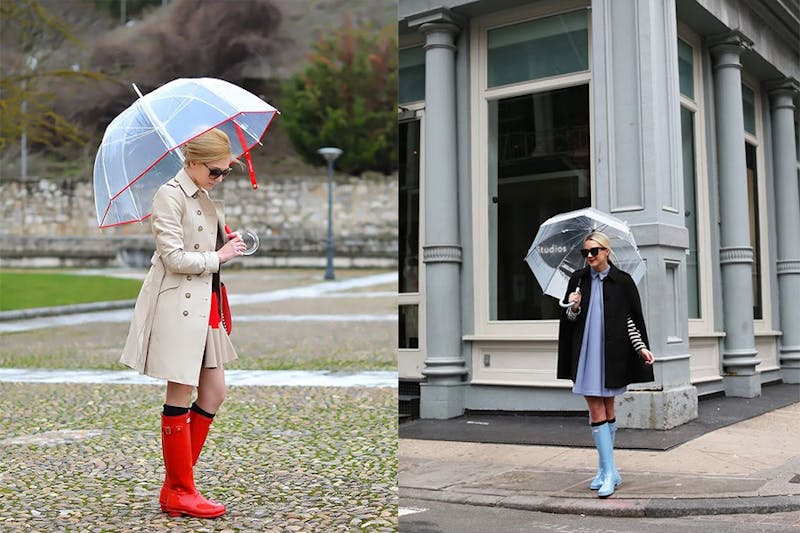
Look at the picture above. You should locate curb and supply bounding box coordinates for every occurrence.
[399,488,800,518]
[0,300,136,321]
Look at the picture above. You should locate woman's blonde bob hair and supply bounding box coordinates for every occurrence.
[584,231,612,252]
[181,128,234,164]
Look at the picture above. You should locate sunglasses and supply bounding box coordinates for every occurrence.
[204,162,233,178]
[580,246,607,258]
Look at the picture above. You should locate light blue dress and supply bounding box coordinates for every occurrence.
[572,266,627,397]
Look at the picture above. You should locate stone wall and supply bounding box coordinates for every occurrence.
[0,173,398,268]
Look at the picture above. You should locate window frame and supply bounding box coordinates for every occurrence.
[741,75,773,333]
[398,104,427,379]
[469,0,592,340]
[677,24,715,337]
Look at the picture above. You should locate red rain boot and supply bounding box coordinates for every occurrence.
[159,414,226,518]
[189,409,214,466]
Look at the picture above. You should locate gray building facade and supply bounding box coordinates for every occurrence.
[398,0,800,429]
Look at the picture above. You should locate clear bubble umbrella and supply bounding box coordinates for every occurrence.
[93,77,279,228]
[523,207,646,306]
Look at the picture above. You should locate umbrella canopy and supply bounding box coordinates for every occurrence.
[524,207,646,304]
[93,77,278,228]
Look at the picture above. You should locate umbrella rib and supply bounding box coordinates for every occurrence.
[136,94,184,162]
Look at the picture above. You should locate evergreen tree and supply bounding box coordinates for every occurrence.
[281,15,397,176]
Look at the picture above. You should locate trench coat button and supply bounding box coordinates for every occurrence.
[194,244,200,250]
[198,225,203,231]
[186,275,192,281]
[182,310,189,316]
[196,210,202,215]
[185,292,191,298]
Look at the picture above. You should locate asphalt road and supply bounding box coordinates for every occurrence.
[399,498,800,533]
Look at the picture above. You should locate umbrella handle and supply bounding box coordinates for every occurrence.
[558,286,580,308]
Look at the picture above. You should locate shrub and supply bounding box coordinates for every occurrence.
[280,14,397,176]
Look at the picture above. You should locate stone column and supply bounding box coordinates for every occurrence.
[768,79,800,383]
[709,32,761,397]
[591,0,697,429]
[409,10,467,418]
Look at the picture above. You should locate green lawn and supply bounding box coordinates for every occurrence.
[0,271,142,311]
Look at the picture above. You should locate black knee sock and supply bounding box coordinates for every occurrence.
[590,419,608,427]
[163,404,189,417]
[190,402,216,419]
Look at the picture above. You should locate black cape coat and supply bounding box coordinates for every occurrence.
[557,264,655,389]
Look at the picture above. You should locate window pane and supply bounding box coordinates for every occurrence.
[489,85,591,320]
[746,143,762,319]
[488,10,588,88]
[399,46,425,104]
[742,85,756,135]
[680,107,700,318]
[399,120,420,293]
[677,39,694,99]
[399,305,419,349]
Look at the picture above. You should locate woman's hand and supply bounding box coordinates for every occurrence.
[217,231,246,264]
[639,348,655,365]
[568,288,582,312]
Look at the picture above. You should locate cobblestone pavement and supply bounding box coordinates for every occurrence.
[0,383,397,531]
[0,269,399,531]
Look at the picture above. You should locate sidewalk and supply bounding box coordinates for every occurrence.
[399,401,800,518]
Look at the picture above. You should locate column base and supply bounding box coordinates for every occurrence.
[616,385,698,430]
[779,345,800,384]
[420,382,466,419]
[723,373,762,397]
[780,367,800,384]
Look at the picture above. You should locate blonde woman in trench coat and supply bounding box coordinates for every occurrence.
[120,128,246,518]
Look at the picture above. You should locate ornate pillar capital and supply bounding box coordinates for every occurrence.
[766,77,800,109]
[407,7,463,34]
[706,30,753,56]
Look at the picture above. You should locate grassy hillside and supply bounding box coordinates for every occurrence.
[0,0,396,179]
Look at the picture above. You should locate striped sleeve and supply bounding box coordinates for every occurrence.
[627,315,647,352]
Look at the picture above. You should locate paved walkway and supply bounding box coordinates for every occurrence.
[0,368,398,387]
[400,402,800,517]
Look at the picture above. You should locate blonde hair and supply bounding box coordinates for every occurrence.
[585,231,612,252]
[181,128,233,164]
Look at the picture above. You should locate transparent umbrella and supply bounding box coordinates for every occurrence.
[93,77,279,228]
[523,207,646,306]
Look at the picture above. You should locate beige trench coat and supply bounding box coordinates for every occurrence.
[120,169,230,386]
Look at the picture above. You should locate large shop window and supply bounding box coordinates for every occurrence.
[399,119,421,349]
[745,142,762,320]
[681,107,701,318]
[399,120,421,294]
[487,10,588,88]
[488,84,591,320]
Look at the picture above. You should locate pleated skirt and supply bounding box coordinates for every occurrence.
[202,326,238,368]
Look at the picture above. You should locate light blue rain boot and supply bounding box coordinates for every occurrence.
[590,419,621,490]
[591,422,620,498]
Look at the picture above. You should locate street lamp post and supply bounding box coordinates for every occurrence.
[21,55,38,180]
[317,147,343,280]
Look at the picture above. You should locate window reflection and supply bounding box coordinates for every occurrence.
[399,120,420,294]
[399,305,419,349]
[489,85,591,320]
